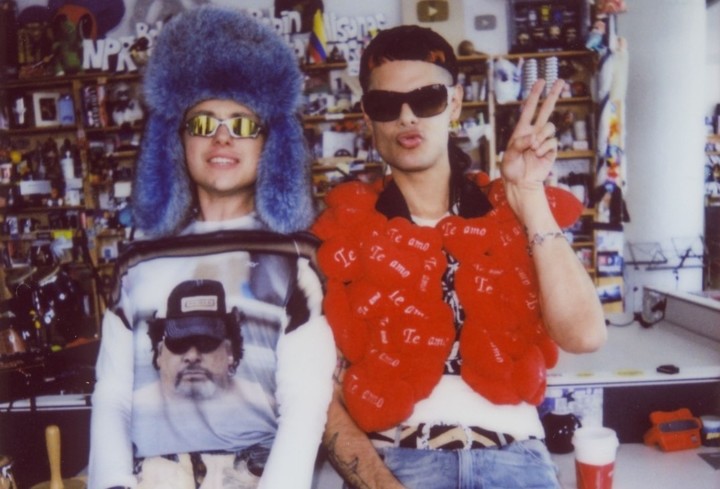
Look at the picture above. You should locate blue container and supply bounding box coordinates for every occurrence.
[58,94,75,126]
[701,415,720,447]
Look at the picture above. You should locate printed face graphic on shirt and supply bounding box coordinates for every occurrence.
[157,337,235,400]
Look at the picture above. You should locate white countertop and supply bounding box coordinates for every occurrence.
[553,443,720,489]
[0,393,90,411]
[548,319,720,387]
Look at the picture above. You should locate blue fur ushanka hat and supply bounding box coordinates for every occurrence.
[132,6,315,237]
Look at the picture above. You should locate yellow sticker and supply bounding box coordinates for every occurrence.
[615,369,644,376]
[576,371,595,377]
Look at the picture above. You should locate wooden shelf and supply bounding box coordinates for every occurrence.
[557,150,595,159]
[3,205,85,214]
[4,123,144,136]
[85,124,144,135]
[457,54,490,65]
[108,150,139,159]
[2,125,79,136]
[462,101,489,109]
[312,162,382,173]
[1,71,141,89]
[300,54,490,73]
[502,50,596,60]
[303,113,364,124]
[495,96,594,107]
[300,61,348,72]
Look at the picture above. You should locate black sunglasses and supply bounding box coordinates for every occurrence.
[164,336,223,355]
[362,84,452,122]
[184,114,263,139]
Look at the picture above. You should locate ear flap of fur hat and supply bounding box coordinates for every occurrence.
[132,6,314,236]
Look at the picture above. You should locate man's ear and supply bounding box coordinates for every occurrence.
[230,307,243,324]
[223,339,234,360]
[361,103,374,137]
[450,84,464,120]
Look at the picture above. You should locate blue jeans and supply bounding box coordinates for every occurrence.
[376,439,560,489]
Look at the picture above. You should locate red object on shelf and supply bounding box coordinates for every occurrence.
[643,408,702,452]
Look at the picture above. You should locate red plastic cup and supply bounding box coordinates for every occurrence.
[572,426,619,489]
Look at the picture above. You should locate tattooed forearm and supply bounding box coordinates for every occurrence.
[322,351,403,489]
[333,356,348,383]
[325,432,372,489]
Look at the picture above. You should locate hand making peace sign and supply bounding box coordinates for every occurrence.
[500,78,565,192]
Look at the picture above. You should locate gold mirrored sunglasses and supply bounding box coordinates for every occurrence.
[184,114,264,139]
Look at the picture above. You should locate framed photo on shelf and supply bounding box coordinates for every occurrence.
[32,92,61,127]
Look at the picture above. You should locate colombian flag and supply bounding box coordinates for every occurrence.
[308,9,327,64]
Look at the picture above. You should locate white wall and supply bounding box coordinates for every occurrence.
[325,0,400,22]
[399,0,509,56]
[707,1,720,117]
[13,0,509,55]
[618,0,707,307]
[460,0,510,55]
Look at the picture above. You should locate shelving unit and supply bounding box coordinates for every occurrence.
[468,50,598,279]
[706,134,720,206]
[1,70,143,346]
[704,134,720,288]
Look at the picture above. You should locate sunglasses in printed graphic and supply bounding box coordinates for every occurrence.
[164,336,224,355]
[361,84,454,122]
[184,114,264,139]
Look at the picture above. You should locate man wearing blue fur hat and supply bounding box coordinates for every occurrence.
[88,6,335,489]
